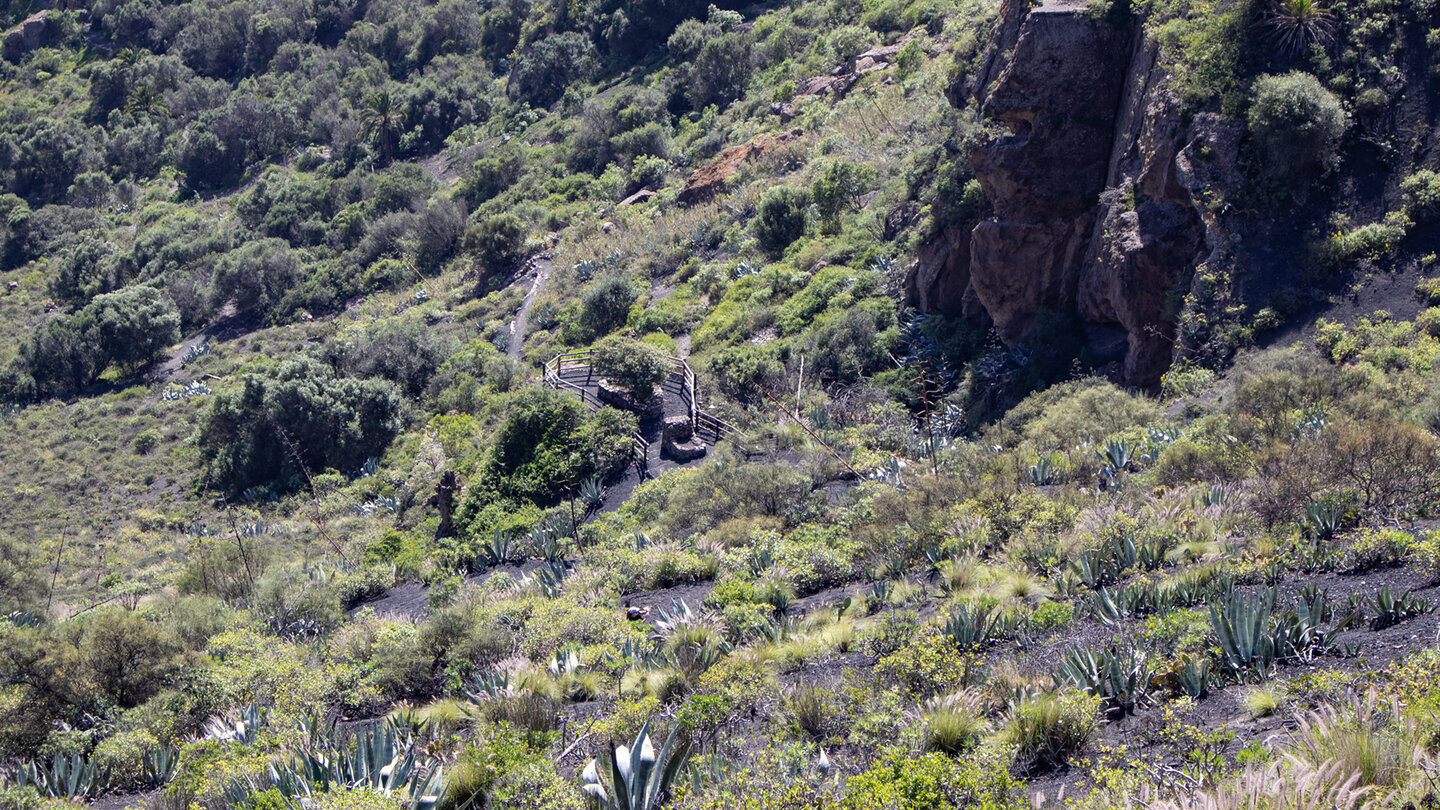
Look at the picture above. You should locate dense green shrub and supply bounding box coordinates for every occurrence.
[458,386,637,516]
[668,15,753,111]
[331,315,462,397]
[210,238,303,318]
[1003,380,1160,449]
[1402,170,1440,220]
[12,285,182,396]
[1247,71,1346,184]
[465,213,528,271]
[577,275,638,339]
[841,748,1022,810]
[591,335,670,398]
[196,355,408,493]
[0,534,42,613]
[754,186,811,254]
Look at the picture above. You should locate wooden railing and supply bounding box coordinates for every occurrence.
[544,352,649,474]
[542,350,739,457]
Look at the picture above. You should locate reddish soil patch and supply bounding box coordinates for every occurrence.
[677,128,804,204]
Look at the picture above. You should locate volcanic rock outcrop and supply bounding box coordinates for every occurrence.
[908,0,1232,388]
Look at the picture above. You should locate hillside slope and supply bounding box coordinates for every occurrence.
[3,0,1440,809]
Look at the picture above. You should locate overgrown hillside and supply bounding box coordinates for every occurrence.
[2,0,1440,808]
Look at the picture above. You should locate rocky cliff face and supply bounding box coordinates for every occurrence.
[908,0,1237,389]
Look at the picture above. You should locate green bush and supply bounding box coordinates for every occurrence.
[457,386,637,516]
[841,748,1022,810]
[999,691,1098,774]
[812,162,874,231]
[133,428,163,455]
[196,354,408,494]
[590,335,670,398]
[1006,380,1160,450]
[1402,170,1440,220]
[577,275,638,339]
[873,627,975,697]
[754,186,811,254]
[1247,71,1347,184]
[465,213,528,271]
[1323,217,1407,264]
[1342,527,1414,572]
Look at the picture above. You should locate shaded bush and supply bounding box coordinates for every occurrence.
[196,355,408,494]
[754,186,811,254]
[457,386,637,518]
[465,213,527,272]
[1247,71,1346,185]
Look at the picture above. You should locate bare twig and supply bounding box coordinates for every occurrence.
[46,531,66,615]
[271,421,347,564]
[761,388,864,481]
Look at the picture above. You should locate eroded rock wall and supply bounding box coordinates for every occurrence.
[909,1,1236,389]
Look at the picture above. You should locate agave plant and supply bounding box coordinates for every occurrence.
[1210,588,1278,680]
[1169,654,1212,699]
[745,543,776,578]
[482,529,512,567]
[1304,500,1344,540]
[1053,646,1157,716]
[4,610,38,627]
[549,648,585,676]
[651,600,702,636]
[867,579,894,605]
[535,560,571,598]
[1096,438,1135,471]
[1263,0,1337,55]
[1370,586,1431,630]
[13,753,109,799]
[1028,457,1055,486]
[203,702,266,743]
[465,669,515,702]
[1090,587,1125,626]
[869,455,906,488]
[581,718,692,810]
[225,724,444,810]
[1071,550,1123,590]
[141,744,180,787]
[579,475,606,513]
[1201,483,1229,508]
[943,604,995,649]
[881,552,909,580]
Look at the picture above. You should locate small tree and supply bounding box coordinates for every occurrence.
[591,336,670,399]
[79,285,182,374]
[464,213,527,271]
[754,186,810,254]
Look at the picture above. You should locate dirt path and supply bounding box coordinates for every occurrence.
[508,257,552,358]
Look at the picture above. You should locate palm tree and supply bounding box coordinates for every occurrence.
[1263,0,1338,56]
[124,84,168,117]
[359,90,402,166]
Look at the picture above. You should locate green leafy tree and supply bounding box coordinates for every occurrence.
[578,275,638,339]
[211,238,302,318]
[591,336,670,399]
[465,213,527,271]
[457,386,636,517]
[78,286,182,374]
[74,610,182,708]
[197,355,408,494]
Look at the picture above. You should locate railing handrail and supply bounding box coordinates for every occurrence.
[542,351,736,456]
